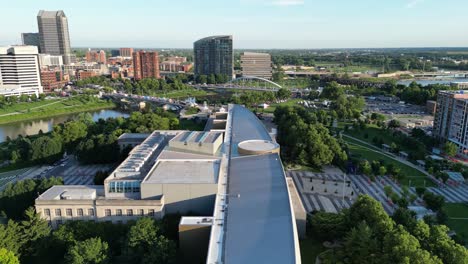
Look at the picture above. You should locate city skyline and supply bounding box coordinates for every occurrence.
[2,0,468,49]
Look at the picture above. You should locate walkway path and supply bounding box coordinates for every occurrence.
[0,99,64,117]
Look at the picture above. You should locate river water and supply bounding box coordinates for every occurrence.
[0,109,129,143]
[397,78,468,86]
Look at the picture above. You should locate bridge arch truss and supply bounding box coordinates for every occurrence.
[226,76,283,90]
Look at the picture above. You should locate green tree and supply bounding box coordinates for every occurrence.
[423,192,445,212]
[424,225,468,264]
[276,88,291,100]
[19,207,51,256]
[30,136,63,163]
[0,221,21,256]
[382,225,441,264]
[388,119,401,129]
[343,222,379,264]
[125,217,176,263]
[60,121,88,144]
[383,185,393,198]
[320,81,344,99]
[309,212,346,241]
[346,195,394,238]
[379,166,387,176]
[65,237,109,264]
[443,142,458,157]
[207,74,216,84]
[0,248,19,264]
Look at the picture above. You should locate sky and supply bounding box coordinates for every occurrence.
[1,0,467,49]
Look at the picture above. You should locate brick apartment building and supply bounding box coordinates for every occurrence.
[40,70,67,92]
[76,70,97,80]
[132,50,160,80]
[86,50,106,64]
[120,48,134,58]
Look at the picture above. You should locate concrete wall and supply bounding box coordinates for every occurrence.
[140,183,217,215]
[179,224,211,263]
[169,135,223,155]
[35,199,164,228]
[287,178,307,238]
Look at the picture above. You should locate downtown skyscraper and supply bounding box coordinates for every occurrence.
[37,10,75,64]
[194,35,233,80]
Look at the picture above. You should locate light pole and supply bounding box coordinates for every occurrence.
[342,173,346,204]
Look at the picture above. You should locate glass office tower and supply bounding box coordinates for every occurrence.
[194,35,233,80]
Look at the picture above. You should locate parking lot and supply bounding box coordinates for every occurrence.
[41,156,115,185]
[365,100,426,116]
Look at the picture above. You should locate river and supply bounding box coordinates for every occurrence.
[0,109,129,143]
[397,78,468,86]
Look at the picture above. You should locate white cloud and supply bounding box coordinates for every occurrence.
[270,0,304,6]
[407,0,425,8]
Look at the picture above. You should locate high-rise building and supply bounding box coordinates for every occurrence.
[434,90,468,157]
[21,33,40,50]
[110,49,120,57]
[37,10,75,65]
[120,48,134,58]
[0,46,43,94]
[132,50,160,80]
[86,50,106,64]
[240,52,272,79]
[194,35,233,80]
[434,90,468,140]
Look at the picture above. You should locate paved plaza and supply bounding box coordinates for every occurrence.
[59,164,114,185]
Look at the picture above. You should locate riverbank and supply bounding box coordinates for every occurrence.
[0,97,116,125]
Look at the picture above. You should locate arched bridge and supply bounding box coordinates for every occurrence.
[194,76,285,92]
[228,76,283,89]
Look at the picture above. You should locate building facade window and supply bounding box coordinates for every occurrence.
[148,209,155,217]
[88,208,95,216]
[105,209,111,216]
[116,209,122,216]
[55,209,62,217]
[127,209,133,216]
[44,209,51,216]
[77,209,84,217]
[66,209,72,216]
[108,181,141,193]
[138,209,144,216]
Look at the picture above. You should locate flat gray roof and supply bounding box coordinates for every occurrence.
[158,150,217,160]
[37,185,104,200]
[230,105,272,156]
[224,154,296,264]
[222,105,297,264]
[144,160,219,184]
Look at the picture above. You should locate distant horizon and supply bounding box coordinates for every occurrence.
[67,46,468,51]
[2,0,468,49]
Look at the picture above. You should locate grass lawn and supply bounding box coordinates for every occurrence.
[0,99,65,115]
[346,125,420,154]
[0,97,115,124]
[255,99,302,114]
[300,237,326,264]
[185,107,199,115]
[345,138,433,187]
[444,203,468,246]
